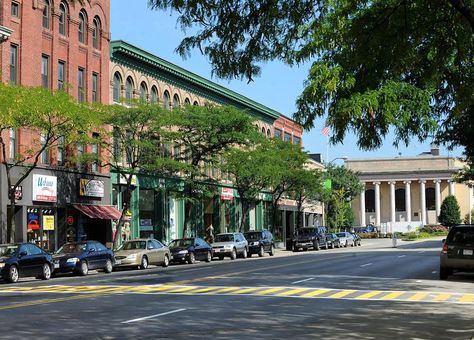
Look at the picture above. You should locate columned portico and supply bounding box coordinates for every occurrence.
[374,181,381,227]
[389,181,396,224]
[419,180,427,226]
[360,183,366,226]
[434,179,441,218]
[404,181,411,223]
[448,180,456,196]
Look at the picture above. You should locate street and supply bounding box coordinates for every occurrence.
[0,239,473,340]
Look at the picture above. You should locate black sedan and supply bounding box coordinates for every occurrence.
[326,233,341,249]
[169,237,213,264]
[0,243,53,283]
[53,241,114,276]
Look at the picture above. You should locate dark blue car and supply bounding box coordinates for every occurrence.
[0,243,53,283]
[53,241,114,276]
[169,238,213,264]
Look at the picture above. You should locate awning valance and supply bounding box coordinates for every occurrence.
[73,204,122,220]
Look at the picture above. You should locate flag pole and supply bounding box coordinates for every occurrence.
[326,135,329,164]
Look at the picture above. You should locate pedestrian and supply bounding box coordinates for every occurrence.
[392,231,397,248]
[206,224,215,244]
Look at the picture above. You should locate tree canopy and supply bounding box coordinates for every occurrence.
[148,0,474,167]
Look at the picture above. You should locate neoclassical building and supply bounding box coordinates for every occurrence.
[346,147,472,232]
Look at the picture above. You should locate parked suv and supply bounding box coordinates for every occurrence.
[244,230,275,257]
[212,233,248,260]
[440,225,474,280]
[293,227,327,251]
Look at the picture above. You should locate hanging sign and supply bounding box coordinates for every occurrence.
[32,174,57,202]
[79,179,105,198]
[220,187,234,201]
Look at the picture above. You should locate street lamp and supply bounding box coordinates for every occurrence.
[328,156,348,165]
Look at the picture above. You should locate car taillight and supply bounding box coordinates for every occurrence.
[442,243,448,253]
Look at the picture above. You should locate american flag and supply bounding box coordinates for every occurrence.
[321,126,330,137]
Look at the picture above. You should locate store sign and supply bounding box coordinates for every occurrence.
[9,185,22,201]
[66,215,75,226]
[118,174,138,186]
[27,210,40,230]
[220,187,234,201]
[32,175,57,202]
[140,219,153,231]
[43,215,55,231]
[79,179,105,198]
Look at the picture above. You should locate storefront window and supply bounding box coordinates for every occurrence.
[139,189,155,238]
[26,207,56,252]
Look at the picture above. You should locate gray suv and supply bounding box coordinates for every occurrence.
[440,225,474,279]
[212,233,248,260]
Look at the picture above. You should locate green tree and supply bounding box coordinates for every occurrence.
[148,0,474,167]
[439,195,462,227]
[463,208,474,224]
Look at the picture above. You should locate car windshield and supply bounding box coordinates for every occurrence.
[0,245,18,257]
[56,243,87,254]
[296,228,315,236]
[215,234,234,242]
[169,239,193,248]
[244,232,262,241]
[336,233,346,238]
[122,241,146,250]
[447,228,474,246]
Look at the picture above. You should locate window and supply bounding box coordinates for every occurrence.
[125,77,134,103]
[140,82,148,102]
[57,136,65,166]
[77,143,84,170]
[113,127,121,162]
[78,11,86,44]
[395,188,406,212]
[184,98,191,105]
[92,73,98,102]
[261,127,266,135]
[58,61,65,90]
[27,244,43,255]
[92,17,101,49]
[78,68,85,103]
[113,72,122,103]
[267,129,271,138]
[91,133,99,172]
[59,3,67,36]
[426,187,435,210]
[274,128,282,140]
[293,136,301,145]
[42,0,50,29]
[193,101,199,106]
[9,44,18,84]
[173,94,180,109]
[284,132,292,142]
[41,55,49,88]
[9,129,16,160]
[365,189,375,213]
[40,133,49,164]
[151,86,158,104]
[163,91,170,110]
[11,2,19,17]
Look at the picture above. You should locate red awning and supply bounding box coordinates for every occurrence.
[73,204,122,220]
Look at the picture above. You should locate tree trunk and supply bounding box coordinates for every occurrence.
[183,200,192,238]
[7,194,16,243]
[113,182,132,250]
[239,200,249,232]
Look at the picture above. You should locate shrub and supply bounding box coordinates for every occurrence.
[438,195,461,227]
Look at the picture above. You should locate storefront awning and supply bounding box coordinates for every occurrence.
[73,204,122,220]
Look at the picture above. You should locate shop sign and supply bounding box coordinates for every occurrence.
[43,215,55,231]
[32,174,57,202]
[258,193,272,201]
[79,179,105,198]
[66,215,75,226]
[140,219,153,231]
[118,174,138,186]
[9,185,22,201]
[220,187,234,201]
[27,210,40,230]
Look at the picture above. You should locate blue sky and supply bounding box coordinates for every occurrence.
[111,1,463,163]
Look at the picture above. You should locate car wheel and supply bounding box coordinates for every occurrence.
[104,259,113,273]
[313,240,320,251]
[205,251,212,263]
[140,256,149,270]
[439,266,450,280]
[344,241,348,248]
[78,261,88,276]
[7,265,19,283]
[329,243,333,249]
[258,246,264,257]
[162,254,170,267]
[230,248,237,260]
[241,248,248,259]
[292,245,298,252]
[41,263,52,280]
[188,252,196,264]
[248,253,252,258]
[269,245,275,256]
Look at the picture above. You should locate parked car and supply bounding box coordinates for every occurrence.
[244,230,275,257]
[355,224,378,233]
[53,241,114,276]
[212,233,248,260]
[336,232,354,247]
[114,239,170,269]
[326,233,341,249]
[0,243,53,283]
[351,233,362,246]
[169,237,213,264]
[440,225,474,280]
[293,227,327,251]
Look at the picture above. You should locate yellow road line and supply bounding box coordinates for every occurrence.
[407,292,428,301]
[277,288,310,296]
[207,287,243,294]
[355,291,383,300]
[328,290,356,299]
[301,289,333,297]
[433,293,452,302]
[256,287,286,295]
[232,287,261,294]
[190,287,218,294]
[166,286,199,293]
[380,291,404,300]
[459,294,474,303]
[0,293,109,311]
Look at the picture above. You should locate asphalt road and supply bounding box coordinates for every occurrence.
[1,238,473,340]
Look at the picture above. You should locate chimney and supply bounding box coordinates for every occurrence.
[430,143,440,156]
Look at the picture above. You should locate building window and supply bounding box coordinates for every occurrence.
[92,17,101,49]
[140,82,148,103]
[59,2,67,36]
[267,129,271,138]
[293,136,301,145]
[426,187,436,210]
[193,101,199,106]
[274,128,282,140]
[284,132,292,142]
[78,11,86,44]
[91,133,99,172]
[365,189,375,213]
[9,44,18,84]
[173,94,180,109]
[92,73,98,102]
[113,127,121,162]
[184,98,191,105]
[113,72,122,103]
[78,68,85,103]
[151,86,158,104]
[57,136,65,166]
[42,0,50,29]
[11,2,20,17]
[41,55,49,88]
[9,129,16,160]
[40,133,49,164]
[125,77,134,104]
[77,143,84,170]
[58,61,65,90]
[163,90,170,110]
[395,188,406,212]
[261,127,266,135]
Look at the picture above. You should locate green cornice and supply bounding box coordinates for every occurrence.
[110,40,281,123]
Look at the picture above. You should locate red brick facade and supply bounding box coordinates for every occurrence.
[273,115,303,146]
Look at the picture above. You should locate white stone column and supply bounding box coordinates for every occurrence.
[404,181,411,223]
[434,179,441,218]
[389,181,396,224]
[448,180,455,196]
[419,180,426,225]
[469,186,473,224]
[360,184,366,226]
[374,181,381,227]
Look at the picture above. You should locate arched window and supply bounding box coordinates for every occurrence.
[173,94,180,109]
[267,129,271,138]
[365,189,375,213]
[151,86,158,104]
[193,101,199,106]
[92,17,101,49]
[184,98,191,105]
[59,2,68,36]
[42,0,51,29]
[163,91,170,110]
[140,82,148,102]
[261,127,266,135]
[426,187,436,210]
[125,77,134,103]
[113,72,122,103]
[78,11,87,44]
[395,188,406,212]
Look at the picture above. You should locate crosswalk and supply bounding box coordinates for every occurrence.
[0,284,473,304]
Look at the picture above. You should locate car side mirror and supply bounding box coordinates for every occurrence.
[89,248,95,253]
[442,239,446,243]
[19,251,27,257]
[148,246,154,250]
